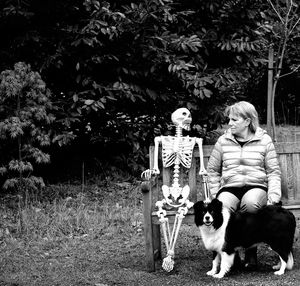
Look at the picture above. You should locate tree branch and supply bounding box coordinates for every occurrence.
[278,65,300,79]
[267,0,284,24]
[289,16,300,36]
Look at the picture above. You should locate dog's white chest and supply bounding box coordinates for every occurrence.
[200,228,225,251]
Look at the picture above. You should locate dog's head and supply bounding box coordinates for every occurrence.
[193,198,224,229]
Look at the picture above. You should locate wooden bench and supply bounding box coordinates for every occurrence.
[141,142,300,271]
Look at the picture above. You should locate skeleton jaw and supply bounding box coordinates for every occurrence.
[182,123,191,131]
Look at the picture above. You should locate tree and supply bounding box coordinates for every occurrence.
[257,0,300,140]
[0,62,55,194]
[59,1,265,135]
[29,0,273,173]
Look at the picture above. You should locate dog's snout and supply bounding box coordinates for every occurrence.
[205,215,210,221]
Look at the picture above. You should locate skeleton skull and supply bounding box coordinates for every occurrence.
[171,108,192,131]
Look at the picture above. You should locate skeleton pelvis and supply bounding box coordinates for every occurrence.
[162,184,190,205]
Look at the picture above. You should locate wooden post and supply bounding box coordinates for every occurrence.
[141,145,160,272]
[267,47,274,138]
[141,181,155,271]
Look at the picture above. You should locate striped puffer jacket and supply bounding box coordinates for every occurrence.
[207,127,281,204]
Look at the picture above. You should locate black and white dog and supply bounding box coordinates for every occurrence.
[193,198,296,278]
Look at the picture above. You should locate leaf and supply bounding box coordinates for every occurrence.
[73,94,79,102]
[96,101,105,109]
[203,88,213,98]
[84,99,94,105]
[146,89,157,100]
[106,95,117,101]
[76,75,81,83]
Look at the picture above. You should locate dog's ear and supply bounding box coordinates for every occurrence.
[211,198,223,211]
[193,201,203,212]
[193,201,204,226]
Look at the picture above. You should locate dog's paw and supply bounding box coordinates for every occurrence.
[274,269,284,276]
[206,270,217,276]
[212,272,225,279]
[272,262,281,270]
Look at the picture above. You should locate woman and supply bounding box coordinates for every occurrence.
[207,101,281,269]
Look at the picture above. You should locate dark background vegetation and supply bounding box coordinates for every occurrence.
[0,0,299,188]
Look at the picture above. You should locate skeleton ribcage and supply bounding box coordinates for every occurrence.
[161,136,196,168]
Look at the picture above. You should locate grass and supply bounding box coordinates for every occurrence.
[1,123,300,286]
[1,181,300,286]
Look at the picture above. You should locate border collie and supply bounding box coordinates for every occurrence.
[193,198,296,278]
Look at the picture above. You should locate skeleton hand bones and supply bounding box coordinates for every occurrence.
[141,168,160,180]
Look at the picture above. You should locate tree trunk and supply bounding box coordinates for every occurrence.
[267,47,274,139]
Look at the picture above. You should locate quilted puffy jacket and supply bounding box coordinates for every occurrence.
[207,127,281,204]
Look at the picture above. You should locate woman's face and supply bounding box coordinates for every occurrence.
[228,112,250,136]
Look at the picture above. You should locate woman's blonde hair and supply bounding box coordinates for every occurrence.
[225,101,259,133]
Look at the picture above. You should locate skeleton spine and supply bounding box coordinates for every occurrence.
[172,125,182,188]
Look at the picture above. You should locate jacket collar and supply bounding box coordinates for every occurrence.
[224,127,266,143]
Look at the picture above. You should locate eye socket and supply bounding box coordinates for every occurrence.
[182,112,187,116]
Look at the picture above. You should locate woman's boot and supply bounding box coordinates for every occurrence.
[244,247,258,270]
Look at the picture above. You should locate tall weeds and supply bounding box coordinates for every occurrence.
[1,184,143,242]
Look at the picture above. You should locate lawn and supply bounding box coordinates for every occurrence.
[0,181,300,286]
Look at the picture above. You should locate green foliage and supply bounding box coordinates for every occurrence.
[44,0,268,173]
[0,62,54,192]
[0,0,299,176]
[71,1,264,111]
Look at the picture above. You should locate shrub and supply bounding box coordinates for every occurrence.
[0,62,54,194]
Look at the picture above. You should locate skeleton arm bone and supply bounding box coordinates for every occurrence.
[141,136,162,180]
[153,136,162,174]
[196,138,211,202]
[196,138,207,175]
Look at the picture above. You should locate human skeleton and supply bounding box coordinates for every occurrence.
[142,108,210,272]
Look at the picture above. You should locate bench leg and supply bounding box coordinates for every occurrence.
[142,181,162,271]
[143,217,156,271]
[143,222,162,272]
[153,224,161,261]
